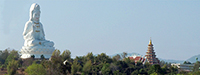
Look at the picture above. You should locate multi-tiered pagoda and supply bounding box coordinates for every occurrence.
[145,39,159,65]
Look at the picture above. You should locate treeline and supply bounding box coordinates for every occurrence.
[0,48,200,75]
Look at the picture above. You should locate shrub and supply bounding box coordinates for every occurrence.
[25,63,46,75]
[7,60,18,75]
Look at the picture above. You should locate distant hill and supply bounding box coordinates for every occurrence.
[109,52,184,63]
[159,58,184,63]
[186,54,200,63]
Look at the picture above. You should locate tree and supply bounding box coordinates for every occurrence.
[112,54,121,61]
[40,54,45,60]
[144,62,151,69]
[9,50,19,59]
[121,52,127,59]
[82,60,92,74]
[113,70,121,75]
[50,49,71,74]
[96,53,112,63]
[22,58,34,67]
[101,63,112,75]
[161,64,168,74]
[61,49,71,61]
[31,55,35,59]
[62,60,71,74]
[183,61,191,64]
[148,64,163,74]
[193,61,200,72]
[5,50,19,66]
[109,63,119,72]
[114,61,128,73]
[5,54,16,66]
[131,70,139,75]
[7,60,18,75]
[51,49,62,64]
[85,52,94,62]
[25,63,46,75]
[150,72,159,75]
[41,60,61,75]
[71,60,82,75]
[50,49,64,74]
[52,49,61,57]
[188,71,200,75]
[169,66,178,74]
[0,49,9,65]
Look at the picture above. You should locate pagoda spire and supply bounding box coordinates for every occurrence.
[149,38,152,45]
[148,38,153,46]
[145,38,159,65]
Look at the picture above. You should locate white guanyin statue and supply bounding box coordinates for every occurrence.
[21,3,55,59]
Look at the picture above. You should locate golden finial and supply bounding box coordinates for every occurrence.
[149,37,152,45]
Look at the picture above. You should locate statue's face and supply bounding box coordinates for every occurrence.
[33,11,40,22]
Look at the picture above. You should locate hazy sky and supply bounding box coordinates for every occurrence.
[0,0,199,60]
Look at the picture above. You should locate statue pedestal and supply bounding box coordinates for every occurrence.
[20,46,55,59]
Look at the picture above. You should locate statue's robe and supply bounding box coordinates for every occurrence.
[23,21,53,47]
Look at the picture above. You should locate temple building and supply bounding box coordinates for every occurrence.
[145,39,159,65]
[129,55,147,64]
[128,39,160,65]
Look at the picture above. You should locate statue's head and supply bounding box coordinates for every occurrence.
[29,3,41,22]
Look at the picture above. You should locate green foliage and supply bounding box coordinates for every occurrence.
[31,55,35,59]
[25,63,46,75]
[144,62,151,68]
[5,50,19,66]
[82,60,92,74]
[169,65,178,74]
[61,49,71,61]
[124,57,131,64]
[41,60,51,69]
[52,49,60,57]
[9,50,19,58]
[0,49,9,65]
[121,52,127,59]
[148,64,163,74]
[18,58,23,67]
[41,60,60,75]
[193,61,200,72]
[131,70,139,75]
[62,61,71,74]
[71,60,82,75]
[96,53,113,63]
[150,72,158,75]
[114,60,129,73]
[40,54,45,60]
[85,52,94,62]
[113,70,121,75]
[50,49,70,74]
[22,58,34,67]
[183,61,191,64]
[51,50,62,64]
[112,54,121,61]
[101,63,112,75]
[109,63,119,72]
[7,60,18,75]
[91,62,104,74]
[0,49,188,75]
[161,64,168,74]
[188,71,200,74]
[5,55,15,66]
